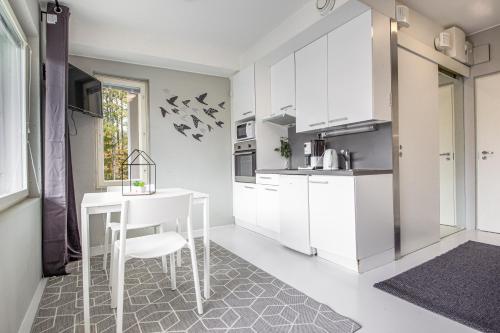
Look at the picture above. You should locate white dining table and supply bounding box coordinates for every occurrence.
[80,188,210,333]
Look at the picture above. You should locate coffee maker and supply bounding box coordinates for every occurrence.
[301,136,326,169]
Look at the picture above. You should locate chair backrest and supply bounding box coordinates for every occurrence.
[107,186,122,193]
[120,193,193,237]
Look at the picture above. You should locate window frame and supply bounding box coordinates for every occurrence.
[94,74,150,188]
[0,0,29,212]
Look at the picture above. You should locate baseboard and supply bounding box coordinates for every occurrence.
[18,278,47,333]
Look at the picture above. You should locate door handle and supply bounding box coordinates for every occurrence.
[280,104,293,111]
[482,151,494,155]
[309,180,329,185]
[440,153,451,156]
[329,117,348,123]
[309,122,326,127]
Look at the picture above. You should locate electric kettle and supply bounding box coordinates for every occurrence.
[323,149,339,170]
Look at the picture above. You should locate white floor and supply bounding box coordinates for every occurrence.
[440,224,464,238]
[210,225,500,333]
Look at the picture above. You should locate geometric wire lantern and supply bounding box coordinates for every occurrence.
[121,149,156,196]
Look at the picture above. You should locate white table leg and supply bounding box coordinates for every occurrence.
[81,207,91,333]
[203,197,210,299]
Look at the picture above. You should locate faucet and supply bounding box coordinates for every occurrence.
[340,149,352,170]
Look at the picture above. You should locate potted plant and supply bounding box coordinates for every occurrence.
[274,137,292,169]
[132,180,146,193]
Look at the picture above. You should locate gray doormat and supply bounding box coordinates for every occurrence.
[374,241,500,333]
[32,240,361,333]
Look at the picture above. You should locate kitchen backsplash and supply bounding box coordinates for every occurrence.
[288,123,393,170]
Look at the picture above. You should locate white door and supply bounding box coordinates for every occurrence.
[328,10,372,126]
[398,47,440,256]
[233,183,257,225]
[476,72,500,233]
[231,65,256,122]
[256,185,280,233]
[271,54,296,116]
[279,175,311,254]
[295,36,328,132]
[439,84,456,226]
[309,176,357,259]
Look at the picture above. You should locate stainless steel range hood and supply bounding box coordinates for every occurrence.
[262,113,296,127]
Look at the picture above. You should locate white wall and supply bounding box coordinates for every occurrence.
[68,56,233,248]
[0,0,42,332]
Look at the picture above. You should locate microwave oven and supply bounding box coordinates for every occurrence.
[236,120,255,141]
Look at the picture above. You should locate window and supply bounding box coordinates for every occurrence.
[95,75,149,187]
[0,0,28,211]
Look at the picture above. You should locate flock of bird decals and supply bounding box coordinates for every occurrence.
[160,90,226,142]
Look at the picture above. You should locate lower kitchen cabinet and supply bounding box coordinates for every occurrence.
[309,175,394,272]
[256,184,280,237]
[233,182,257,226]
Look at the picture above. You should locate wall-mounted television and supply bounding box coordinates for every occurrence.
[68,64,103,118]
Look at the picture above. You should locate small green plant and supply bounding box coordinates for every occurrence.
[133,180,145,187]
[274,137,291,159]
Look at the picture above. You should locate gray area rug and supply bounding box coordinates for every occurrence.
[374,241,500,333]
[32,239,361,333]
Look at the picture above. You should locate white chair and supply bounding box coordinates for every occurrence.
[110,193,203,333]
[102,186,161,272]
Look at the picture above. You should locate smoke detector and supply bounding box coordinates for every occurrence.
[396,5,410,28]
[316,0,336,16]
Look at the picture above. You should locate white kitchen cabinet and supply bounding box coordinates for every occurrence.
[233,182,257,226]
[327,10,391,126]
[271,54,296,117]
[279,175,313,255]
[295,36,328,132]
[256,184,280,235]
[231,64,256,122]
[309,175,394,272]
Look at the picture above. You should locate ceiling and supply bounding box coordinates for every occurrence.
[60,0,311,76]
[400,0,500,35]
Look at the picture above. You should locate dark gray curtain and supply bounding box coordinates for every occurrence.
[42,2,81,276]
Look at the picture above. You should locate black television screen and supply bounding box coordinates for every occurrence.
[68,64,103,118]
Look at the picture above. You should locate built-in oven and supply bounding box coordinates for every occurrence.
[234,140,256,183]
[235,120,255,141]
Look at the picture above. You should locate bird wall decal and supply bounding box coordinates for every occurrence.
[167,96,179,107]
[190,115,203,128]
[207,124,213,132]
[218,102,226,109]
[171,108,180,114]
[182,99,191,107]
[203,108,218,119]
[196,93,208,105]
[160,107,169,117]
[173,123,191,136]
[215,121,224,128]
[192,133,203,142]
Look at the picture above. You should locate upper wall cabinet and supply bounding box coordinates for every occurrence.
[328,10,391,127]
[296,10,391,133]
[295,36,329,132]
[271,54,296,117]
[232,64,256,122]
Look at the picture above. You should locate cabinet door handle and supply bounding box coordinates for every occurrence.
[259,176,272,179]
[244,186,255,190]
[309,121,326,127]
[329,117,348,123]
[280,104,293,111]
[265,188,278,192]
[243,111,252,115]
[309,180,329,185]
